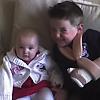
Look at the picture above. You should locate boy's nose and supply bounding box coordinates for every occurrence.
[56,31,61,38]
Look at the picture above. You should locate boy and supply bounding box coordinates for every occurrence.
[0,28,63,100]
[48,1,100,100]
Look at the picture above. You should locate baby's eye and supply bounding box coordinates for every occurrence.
[29,47,33,50]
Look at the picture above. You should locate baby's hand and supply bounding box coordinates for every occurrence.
[51,77,63,88]
[51,81,62,88]
[51,88,67,100]
[50,70,63,88]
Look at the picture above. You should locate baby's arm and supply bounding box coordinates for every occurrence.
[47,56,67,100]
[0,56,13,100]
[45,54,63,88]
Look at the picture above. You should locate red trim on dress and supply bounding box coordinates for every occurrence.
[13,78,50,100]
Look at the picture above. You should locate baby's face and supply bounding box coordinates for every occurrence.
[15,34,38,62]
[50,18,78,47]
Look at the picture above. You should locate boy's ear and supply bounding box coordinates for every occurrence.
[77,23,84,34]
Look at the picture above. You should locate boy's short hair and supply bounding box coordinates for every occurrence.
[48,1,83,26]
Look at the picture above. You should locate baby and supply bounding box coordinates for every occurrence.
[0,28,63,100]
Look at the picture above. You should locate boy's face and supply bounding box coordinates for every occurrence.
[15,34,38,62]
[50,19,79,47]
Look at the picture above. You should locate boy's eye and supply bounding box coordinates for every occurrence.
[60,28,67,33]
[51,27,57,33]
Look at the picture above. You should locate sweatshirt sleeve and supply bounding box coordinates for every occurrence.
[83,29,100,59]
[0,56,13,100]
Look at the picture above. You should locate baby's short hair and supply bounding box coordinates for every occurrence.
[48,1,83,26]
[17,27,38,36]
[14,27,39,44]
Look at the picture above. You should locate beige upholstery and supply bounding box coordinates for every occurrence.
[0,0,15,53]
[0,0,100,53]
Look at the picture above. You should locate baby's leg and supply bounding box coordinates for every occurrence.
[31,87,54,100]
[16,96,31,100]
